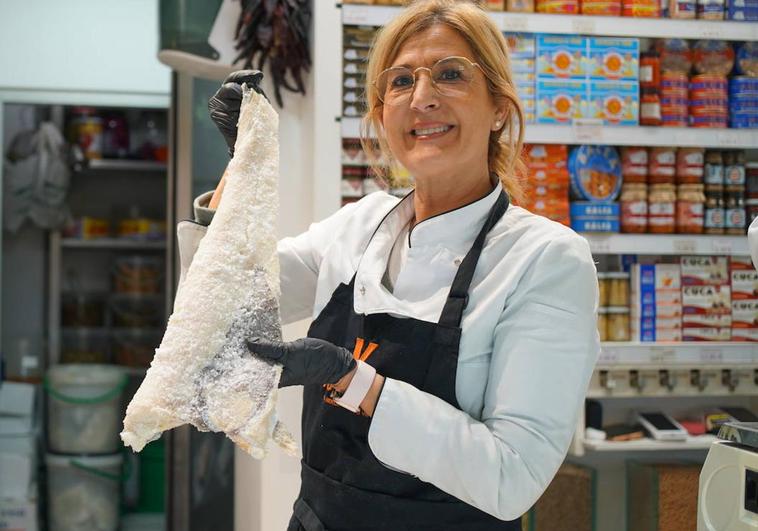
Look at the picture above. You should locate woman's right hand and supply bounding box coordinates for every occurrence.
[208,70,266,157]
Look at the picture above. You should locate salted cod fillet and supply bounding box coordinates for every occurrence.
[121,88,297,459]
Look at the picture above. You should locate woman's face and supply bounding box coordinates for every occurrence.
[379,24,505,184]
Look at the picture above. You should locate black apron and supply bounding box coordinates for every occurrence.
[288,191,520,531]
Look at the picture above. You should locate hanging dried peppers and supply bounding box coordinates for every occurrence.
[234,0,312,108]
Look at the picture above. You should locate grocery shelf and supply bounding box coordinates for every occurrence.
[583,233,749,256]
[79,159,167,172]
[340,118,758,148]
[599,341,758,366]
[583,435,717,452]
[61,238,167,250]
[341,3,758,41]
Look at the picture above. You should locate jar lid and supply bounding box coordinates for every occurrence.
[605,272,630,280]
[606,307,630,314]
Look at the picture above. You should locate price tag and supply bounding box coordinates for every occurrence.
[571,18,596,35]
[697,23,722,40]
[716,132,739,148]
[699,348,723,363]
[712,238,733,255]
[587,235,611,254]
[673,239,697,254]
[599,347,619,364]
[501,15,529,32]
[573,120,604,143]
[650,347,675,363]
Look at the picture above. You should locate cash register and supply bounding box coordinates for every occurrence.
[699,422,758,530]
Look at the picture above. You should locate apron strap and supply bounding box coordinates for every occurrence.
[438,190,509,328]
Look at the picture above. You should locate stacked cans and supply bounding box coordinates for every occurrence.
[730,77,758,129]
[727,0,758,19]
[523,144,571,226]
[661,71,689,127]
[581,0,622,14]
[536,0,580,12]
[689,75,728,128]
[622,0,661,15]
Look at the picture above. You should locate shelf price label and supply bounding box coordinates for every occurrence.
[598,347,619,364]
[501,15,529,32]
[711,239,733,255]
[586,235,611,254]
[572,120,604,143]
[699,349,723,363]
[571,18,596,35]
[673,239,697,254]
[649,347,675,363]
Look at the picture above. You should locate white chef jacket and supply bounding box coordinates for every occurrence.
[182,181,600,521]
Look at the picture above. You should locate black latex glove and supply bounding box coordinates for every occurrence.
[208,70,266,157]
[247,337,357,388]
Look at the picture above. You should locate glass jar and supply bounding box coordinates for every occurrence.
[676,184,705,233]
[621,184,648,233]
[607,307,631,341]
[597,273,610,307]
[597,308,609,342]
[704,186,725,234]
[704,150,724,187]
[725,190,746,234]
[607,273,631,306]
[649,184,677,233]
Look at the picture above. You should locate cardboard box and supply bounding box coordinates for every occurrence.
[681,256,730,286]
[731,269,758,299]
[682,327,731,341]
[731,327,758,341]
[682,313,733,328]
[682,285,732,315]
[0,498,37,531]
[537,35,587,79]
[732,299,758,328]
[536,79,588,124]
[505,33,537,58]
[587,80,639,126]
[631,303,683,319]
[730,255,755,270]
[587,37,640,81]
[633,327,683,342]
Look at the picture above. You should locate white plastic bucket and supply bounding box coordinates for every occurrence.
[45,364,128,454]
[46,452,123,531]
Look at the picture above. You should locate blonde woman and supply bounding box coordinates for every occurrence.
[188,0,599,528]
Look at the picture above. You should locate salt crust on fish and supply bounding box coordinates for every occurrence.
[121,88,297,458]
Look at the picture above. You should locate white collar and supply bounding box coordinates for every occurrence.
[354,181,504,317]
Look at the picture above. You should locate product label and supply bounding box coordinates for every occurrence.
[704,163,724,185]
[731,269,758,299]
[726,207,747,229]
[732,299,758,327]
[681,256,729,285]
[725,165,746,186]
[649,202,675,215]
[704,208,725,228]
[682,284,732,313]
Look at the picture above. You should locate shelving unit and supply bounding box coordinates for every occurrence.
[60,238,167,250]
[341,117,758,148]
[583,435,717,452]
[337,5,758,528]
[341,4,758,40]
[81,159,167,172]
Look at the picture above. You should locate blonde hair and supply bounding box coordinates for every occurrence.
[360,0,526,202]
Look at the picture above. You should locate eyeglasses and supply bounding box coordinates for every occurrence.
[373,56,484,106]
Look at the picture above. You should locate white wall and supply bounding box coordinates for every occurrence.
[233,2,343,530]
[0,0,170,95]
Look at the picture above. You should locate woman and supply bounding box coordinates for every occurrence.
[182,0,600,529]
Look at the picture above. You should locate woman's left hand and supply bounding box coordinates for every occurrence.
[247,337,357,388]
